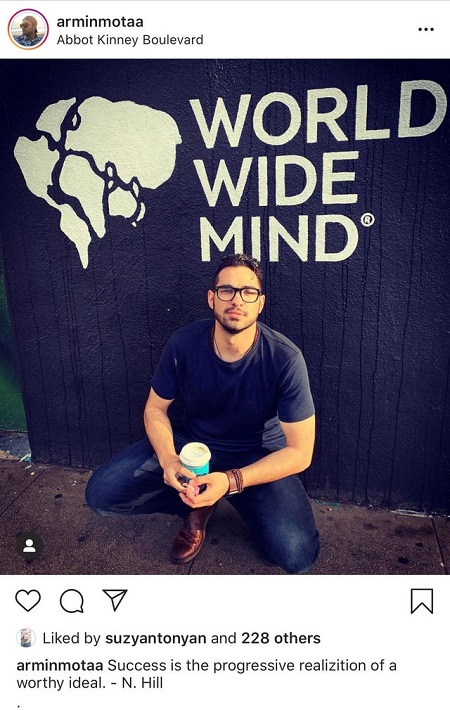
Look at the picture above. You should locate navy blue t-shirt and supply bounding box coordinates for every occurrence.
[151,319,314,453]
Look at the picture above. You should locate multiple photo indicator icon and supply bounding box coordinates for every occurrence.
[15,588,128,613]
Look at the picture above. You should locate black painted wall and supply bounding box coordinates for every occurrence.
[0,60,448,512]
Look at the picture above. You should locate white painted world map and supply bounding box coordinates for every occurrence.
[14,97,182,268]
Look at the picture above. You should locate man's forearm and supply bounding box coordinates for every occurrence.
[239,446,313,488]
[144,393,196,495]
[144,404,177,468]
[181,444,313,509]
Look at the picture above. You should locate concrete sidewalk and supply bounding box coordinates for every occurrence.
[0,433,448,576]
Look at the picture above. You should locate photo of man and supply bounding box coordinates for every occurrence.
[9,10,47,49]
[86,253,319,574]
[0,58,448,576]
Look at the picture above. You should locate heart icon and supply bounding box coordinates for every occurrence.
[15,589,41,612]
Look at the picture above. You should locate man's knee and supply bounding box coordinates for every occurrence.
[84,463,131,515]
[265,533,320,575]
[85,473,113,515]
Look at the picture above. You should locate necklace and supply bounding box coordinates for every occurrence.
[212,325,259,361]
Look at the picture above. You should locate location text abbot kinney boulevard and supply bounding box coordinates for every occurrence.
[57,33,204,46]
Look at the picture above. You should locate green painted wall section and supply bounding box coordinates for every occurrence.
[0,253,26,431]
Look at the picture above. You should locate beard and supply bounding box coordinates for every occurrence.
[212,305,258,335]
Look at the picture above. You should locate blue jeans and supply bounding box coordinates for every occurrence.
[85,434,319,574]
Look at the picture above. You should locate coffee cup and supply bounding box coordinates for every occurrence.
[179,442,211,475]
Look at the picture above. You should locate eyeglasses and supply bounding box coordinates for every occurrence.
[213,286,263,303]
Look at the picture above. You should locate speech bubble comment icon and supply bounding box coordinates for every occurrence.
[60,589,84,613]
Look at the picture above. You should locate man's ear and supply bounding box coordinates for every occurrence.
[207,290,214,309]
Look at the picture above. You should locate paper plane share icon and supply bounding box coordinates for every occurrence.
[103,589,128,611]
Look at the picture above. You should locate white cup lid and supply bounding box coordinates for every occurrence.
[180,442,211,468]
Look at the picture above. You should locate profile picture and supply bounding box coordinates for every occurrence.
[8,9,48,49]
[17,628,36,647]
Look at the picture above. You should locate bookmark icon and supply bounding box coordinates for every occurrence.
[411,589,433,614]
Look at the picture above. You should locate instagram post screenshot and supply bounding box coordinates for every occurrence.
[0,1,448,708]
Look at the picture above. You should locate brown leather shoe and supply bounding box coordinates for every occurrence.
[170,504,217,564]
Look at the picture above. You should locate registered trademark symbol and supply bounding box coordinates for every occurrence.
[361,213,375,227]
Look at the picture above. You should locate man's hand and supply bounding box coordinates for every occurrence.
[179,471,229,508]
[162,455,196,492]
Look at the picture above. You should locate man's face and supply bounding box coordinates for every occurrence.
[208,265,265,334]
[20,17,36,37]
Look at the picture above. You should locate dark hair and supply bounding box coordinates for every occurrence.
[212,253,264,289]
